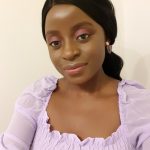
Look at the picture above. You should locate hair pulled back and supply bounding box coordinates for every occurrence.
[42,0,123,80]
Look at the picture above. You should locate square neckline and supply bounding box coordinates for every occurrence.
[40,77,127,145]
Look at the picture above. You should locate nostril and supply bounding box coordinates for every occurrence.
[62,51,76,60]
[62,48,81,60]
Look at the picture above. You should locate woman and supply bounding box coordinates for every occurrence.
[1,0,150,149]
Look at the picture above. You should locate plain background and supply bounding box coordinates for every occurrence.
[0,0,150,132]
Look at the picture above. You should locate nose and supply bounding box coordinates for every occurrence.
[62,40,81,60]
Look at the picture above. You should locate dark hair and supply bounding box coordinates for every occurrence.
[42,0,123,80]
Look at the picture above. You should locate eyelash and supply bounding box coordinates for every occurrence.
[49,33,91,49]
[76,33,90,41]
[49,41,61,49]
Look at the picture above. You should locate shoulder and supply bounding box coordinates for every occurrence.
[119,79,150,103]
[15,75,58,116]
[24,75,58,98]
[119,80,150,148]
[119,79,150,119]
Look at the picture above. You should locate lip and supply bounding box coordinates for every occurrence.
[63,63,88,70]
[63,63,88,75]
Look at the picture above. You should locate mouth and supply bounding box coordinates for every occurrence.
[63,63,88,75]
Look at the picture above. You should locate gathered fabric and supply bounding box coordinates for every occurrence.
[1,75,150,150]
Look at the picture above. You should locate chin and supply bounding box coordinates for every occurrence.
[64,74,93,85]
[59,68,101,85]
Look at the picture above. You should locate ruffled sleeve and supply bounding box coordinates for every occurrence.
[122,80,150,150]
[0,76,57,150]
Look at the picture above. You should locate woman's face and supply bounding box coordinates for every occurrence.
[45,4,106,84]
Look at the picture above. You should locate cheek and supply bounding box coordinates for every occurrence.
[48,50,62,70]
[92,37,105,59]
[90,48,105,68]
[82,39,105,60]
[81,38,105,71]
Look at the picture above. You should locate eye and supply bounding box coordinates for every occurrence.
[76,33,90,41]
[49,41,61,49]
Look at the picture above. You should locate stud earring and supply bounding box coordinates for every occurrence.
[106,41,112,54]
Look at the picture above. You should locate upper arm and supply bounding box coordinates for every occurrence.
[0,85,44,149]
[0,76,55,150]
[124,85,150,149]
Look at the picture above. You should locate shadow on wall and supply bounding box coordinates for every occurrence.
[123,48,150,88]
[133,55,150,88]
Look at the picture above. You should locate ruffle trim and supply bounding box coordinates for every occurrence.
[35,76,143,148]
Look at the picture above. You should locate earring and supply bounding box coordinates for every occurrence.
[106,41,112,54]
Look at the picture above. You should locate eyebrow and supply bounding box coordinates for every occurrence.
[45,21,93,37]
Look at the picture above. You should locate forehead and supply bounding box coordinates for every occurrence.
[45,4,99,32]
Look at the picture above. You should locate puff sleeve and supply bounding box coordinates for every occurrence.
[123,81,150,150]
[0,76,56,150]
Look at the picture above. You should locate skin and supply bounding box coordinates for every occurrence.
[45,4,121,141]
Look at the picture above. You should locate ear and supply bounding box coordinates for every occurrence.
[105,41,112,54]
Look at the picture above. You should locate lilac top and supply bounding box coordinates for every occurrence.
[1,75,150,150]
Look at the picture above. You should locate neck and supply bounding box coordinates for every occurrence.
[59,70,114,96]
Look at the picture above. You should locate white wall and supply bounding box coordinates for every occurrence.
[121,0,150,86]
[113,0,150,86]
[0,0,61,132]
[0,0,150,132]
